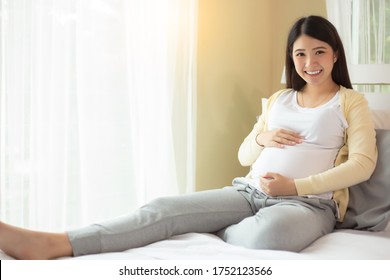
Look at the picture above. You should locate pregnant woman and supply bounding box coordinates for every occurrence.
[0,15,377,259]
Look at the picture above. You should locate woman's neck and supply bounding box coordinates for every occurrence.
[302,81,339,96]
[298,82,340,108]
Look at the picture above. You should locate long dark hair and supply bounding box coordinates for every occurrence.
[285,15,352,90]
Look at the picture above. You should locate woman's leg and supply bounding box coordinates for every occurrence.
[0,222,73,259]
[219,197,336,252]
[68,187,253,256]
[1,187,252,259]
[0,185,253,259]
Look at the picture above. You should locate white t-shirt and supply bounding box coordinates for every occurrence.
[249,90,348,199]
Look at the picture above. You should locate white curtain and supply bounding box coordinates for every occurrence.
[0,0,197,231]
[327,0,390,92]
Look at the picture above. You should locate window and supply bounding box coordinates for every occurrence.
[0,0,197,231]
[327,0,390,92]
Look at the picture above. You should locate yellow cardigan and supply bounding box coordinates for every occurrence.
[238,86,378,221]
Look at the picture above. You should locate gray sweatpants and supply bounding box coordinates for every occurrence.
[67,178,337,256]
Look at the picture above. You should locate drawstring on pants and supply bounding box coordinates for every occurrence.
[246,185,268,214]
[245,185,258,214]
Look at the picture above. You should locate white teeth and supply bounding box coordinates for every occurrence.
[306,70,321,75]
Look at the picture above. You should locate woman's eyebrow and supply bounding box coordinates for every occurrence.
[294,46,327,53]
[313,46,327,50]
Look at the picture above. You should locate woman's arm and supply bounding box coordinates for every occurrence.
[238,113,266,166]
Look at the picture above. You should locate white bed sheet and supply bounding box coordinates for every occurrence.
[1,229,390,260]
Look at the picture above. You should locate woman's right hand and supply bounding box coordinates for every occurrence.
[255,129,303,148]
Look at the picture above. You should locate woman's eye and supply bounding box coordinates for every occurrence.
[316,50,325,55]
[296,52,305,57]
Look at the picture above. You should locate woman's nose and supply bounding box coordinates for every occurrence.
[305,55,317,67]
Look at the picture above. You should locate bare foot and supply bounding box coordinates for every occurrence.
[0,221,73,259]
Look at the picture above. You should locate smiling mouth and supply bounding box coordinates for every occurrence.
[305,70,322,75]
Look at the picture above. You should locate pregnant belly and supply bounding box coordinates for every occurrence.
[250,147,338,180]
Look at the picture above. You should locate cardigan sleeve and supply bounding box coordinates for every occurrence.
[295,91,378,195]
[237,113,266,166]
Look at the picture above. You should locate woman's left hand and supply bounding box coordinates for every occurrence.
[259,172,298,196]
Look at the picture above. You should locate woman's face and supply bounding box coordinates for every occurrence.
[292,34,337,88]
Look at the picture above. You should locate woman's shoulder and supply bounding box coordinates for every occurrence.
[268,88,294,102]
[263,88,294,112]
[338,86,373,123]
[339,86,367,107]
[271,88,295,97]
[339,86,364,99]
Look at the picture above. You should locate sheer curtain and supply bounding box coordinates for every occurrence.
[327,0,390,92]
[0,0,197,231]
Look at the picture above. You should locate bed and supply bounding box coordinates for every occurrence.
[1,93,390,261]
[1,230,389,260]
